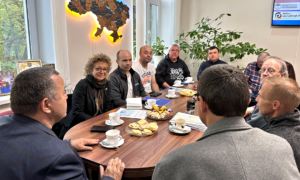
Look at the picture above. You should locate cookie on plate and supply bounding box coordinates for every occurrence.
[129,122,139,129]
[131,129,142,135]
[142,129,152,135]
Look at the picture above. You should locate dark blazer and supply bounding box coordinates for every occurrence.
[71,77,113,127]
[109,66,146,108]
[0,114,88,180]
[153,116,300,179]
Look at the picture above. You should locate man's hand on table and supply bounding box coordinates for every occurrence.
[70,138,99,151]
[162,82,170,88]
[100,157,125,180]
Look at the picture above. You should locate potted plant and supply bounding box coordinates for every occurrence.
[176,13,267,71]
[151,37,168,67]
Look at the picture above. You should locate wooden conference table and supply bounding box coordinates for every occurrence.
[64,82,204,179]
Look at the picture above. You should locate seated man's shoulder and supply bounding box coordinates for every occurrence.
[109,69,120,80]
[247,61,257,66]
[219,60,228,64]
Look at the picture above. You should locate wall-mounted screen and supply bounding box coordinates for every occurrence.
[272,0,300,26]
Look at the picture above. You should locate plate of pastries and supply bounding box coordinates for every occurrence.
[126,119,158,136]
[146,105,173,120]
[179,89,197,96]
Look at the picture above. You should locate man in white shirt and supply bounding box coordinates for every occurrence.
[132,45,159,94]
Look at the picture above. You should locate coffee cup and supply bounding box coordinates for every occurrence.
[109,112,120,125]
[185,77,193,82]
[174,80,181,86]
[168,89,175,96]
[174,119,186,130]
[145,99,156,107]
[106,129,122,145]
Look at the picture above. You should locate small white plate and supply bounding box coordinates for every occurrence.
[105,119,124,126]
[144,104,157,109]
[165,94,179,98]
[172,84,184,87]
[169,125,191,134]
[185,81,195,84]
[100,138,124,148]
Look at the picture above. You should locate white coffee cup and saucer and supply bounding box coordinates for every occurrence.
[144,99,157,109]
[100,129,124,148]
[166,89,178,98]
[184,77,194,83]
[172,80,184,87]
[169,119,191,134]
[105,112,124,126]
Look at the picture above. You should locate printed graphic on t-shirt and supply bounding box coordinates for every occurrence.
[170,68,184,80]
[142,71,152,84]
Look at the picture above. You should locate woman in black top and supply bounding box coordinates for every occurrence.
[71,53,113,126]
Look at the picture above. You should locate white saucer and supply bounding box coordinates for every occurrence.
[185,81,195,84]
[105,119,124,126]
[169,125,191,134]
[144,104,157,109]
[172,84,184,87]
[165,94,179,98]
[100,138,124,148]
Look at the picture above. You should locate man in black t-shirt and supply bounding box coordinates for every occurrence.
[155,43,191,88]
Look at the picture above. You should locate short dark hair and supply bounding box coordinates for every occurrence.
[208,46,219,52]
[10,67,59,116]
[197,64,249,117]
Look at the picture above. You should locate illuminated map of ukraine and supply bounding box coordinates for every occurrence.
[68,0,130,42]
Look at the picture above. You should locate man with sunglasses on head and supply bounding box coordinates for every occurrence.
[246,56,288,130]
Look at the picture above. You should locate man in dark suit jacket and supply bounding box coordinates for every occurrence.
[0,67,124,180]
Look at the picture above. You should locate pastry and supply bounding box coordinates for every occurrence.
[146,111,152,116]
[128,122,139,129]
[137,119,148,125]
[139,124,149,130]
[131,129,142,135]
[148,123,158,131]
[142,129,152,135]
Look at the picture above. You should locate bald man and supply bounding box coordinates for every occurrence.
[257,77,300,170]
[132,45,159,95]
[110,50,146,108]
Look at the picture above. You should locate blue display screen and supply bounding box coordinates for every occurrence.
[272,0,300,26]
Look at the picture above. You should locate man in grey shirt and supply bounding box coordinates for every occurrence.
[257,77,300,171]
[152,64,299,180]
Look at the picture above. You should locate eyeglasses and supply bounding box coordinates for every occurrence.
[95,68,107,72]
[259,68,277,74]
[170,49,179,52]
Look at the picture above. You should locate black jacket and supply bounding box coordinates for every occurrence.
[155,54,191,87]
[109,66,146,108]
[71,77,113,127]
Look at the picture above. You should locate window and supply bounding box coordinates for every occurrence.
[146,0,160,46]
[0,0,31,71]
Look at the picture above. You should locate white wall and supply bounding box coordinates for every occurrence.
[180,0,300,84]
[66,0,133,88]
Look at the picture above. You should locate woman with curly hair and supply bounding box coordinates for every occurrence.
[71,53,113,126]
